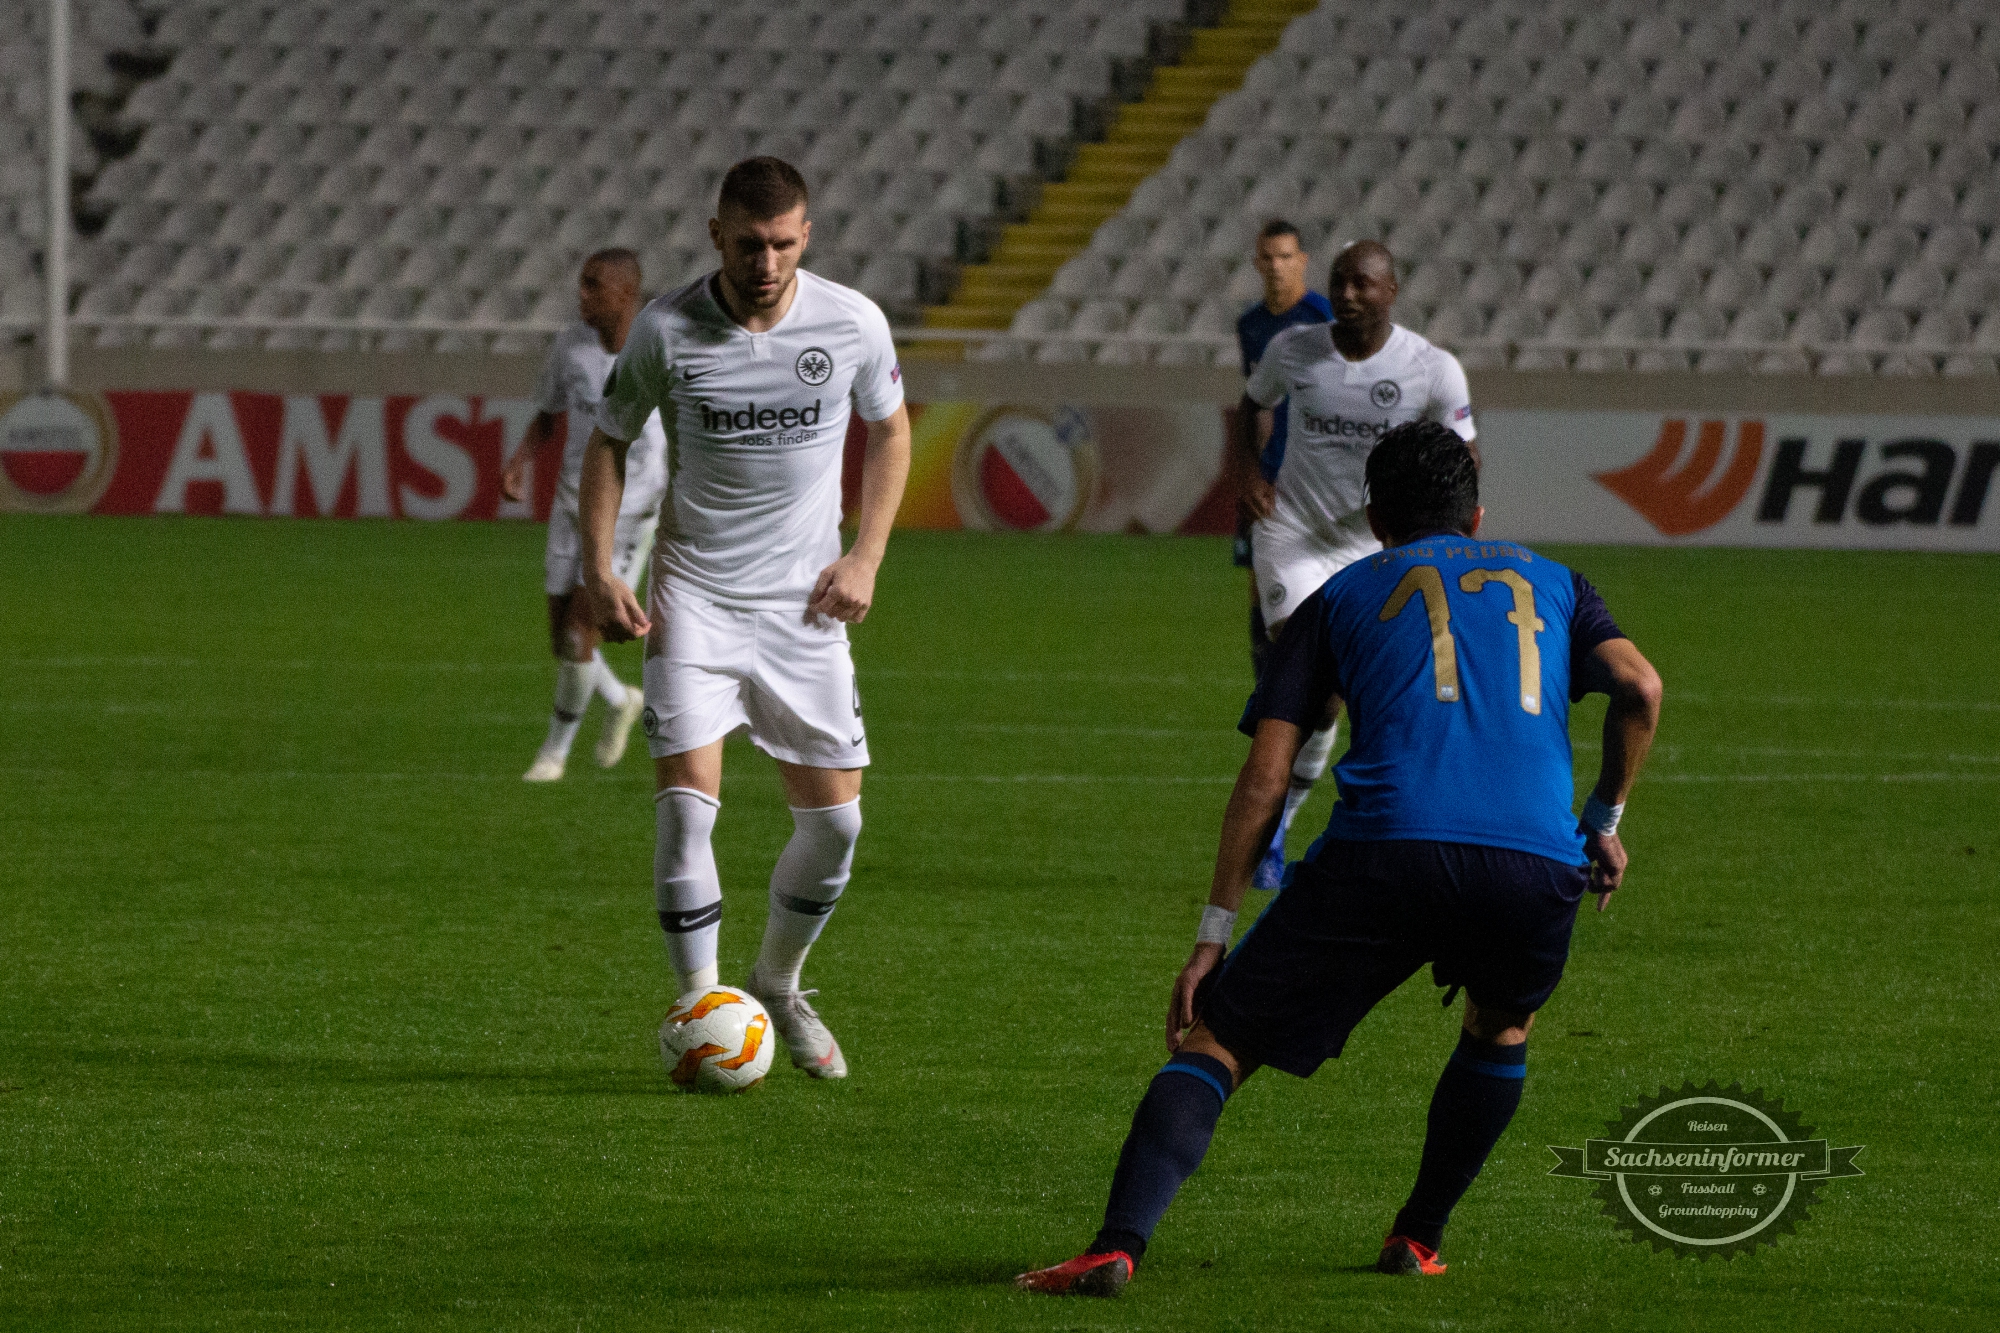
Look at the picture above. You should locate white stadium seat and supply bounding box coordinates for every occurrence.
[47,0,2000,367]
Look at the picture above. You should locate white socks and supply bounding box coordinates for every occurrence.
[653,792,863,1000]
[1294,718,1339,785]
[590,650,629,708]
[655,787,723,994]
[542,659,596,759]
[1280,719,1340,828]
[753,799,862,997]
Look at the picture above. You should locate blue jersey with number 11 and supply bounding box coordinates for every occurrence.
[1242,537,1625,865]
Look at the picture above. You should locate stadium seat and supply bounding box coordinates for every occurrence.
[1547,302,1604,342]
[1911,310,1972,349]
[55,0,1989,369]
[1942,352,1998,376]
[1862,227,1925,273]
[1728,307,1789,346]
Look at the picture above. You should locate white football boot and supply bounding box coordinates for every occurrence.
[522,752,565,782]
[595,685,646,768]
[747,972,848,1079]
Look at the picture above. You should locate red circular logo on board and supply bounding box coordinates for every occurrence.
[949,406,1097,532]
[0,391,119,514]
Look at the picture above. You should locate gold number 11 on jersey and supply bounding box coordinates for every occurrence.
[1379,566,1546,714]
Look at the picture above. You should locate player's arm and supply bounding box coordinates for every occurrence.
[1167,595,1333,1050]
[1430,351,1481,470]
[1575,637,1663,911]
[1229,394,1276,520]
[806,404,910,624]
[809,310,912,624]
[579,427,648,641]
[581,326,664,641]
[499,411,560,503]
[1233,338,1291,520]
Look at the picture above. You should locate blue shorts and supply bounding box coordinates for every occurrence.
[1198,839,1588,1078]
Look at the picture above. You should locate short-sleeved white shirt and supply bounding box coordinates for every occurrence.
[1244,322,1475,540]
[533,320,667,519]
[595,269,904,610]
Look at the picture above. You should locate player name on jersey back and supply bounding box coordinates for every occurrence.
[597,270,903,610]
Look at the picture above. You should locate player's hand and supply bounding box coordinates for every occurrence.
[586,572,650,643]
[1582,827,1627,912]
[500,454,529,504]
[1238,473,1276,522]
[807,551,879,624]
[1166,943,1226,1054]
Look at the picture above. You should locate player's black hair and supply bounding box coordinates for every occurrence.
[718,156,810,219]
[584,247,642,286]
[1258,218,1302,243]
[1365,420,1479,542]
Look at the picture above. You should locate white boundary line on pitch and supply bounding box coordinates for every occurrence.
[9,659,1999,712]
[3,768,1999,786]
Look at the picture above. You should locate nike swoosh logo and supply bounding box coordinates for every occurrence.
[849,734,865,747]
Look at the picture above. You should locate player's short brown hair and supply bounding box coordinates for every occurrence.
[718,157,809,219]
[1258,218,1302,243]
[584,247,641,286]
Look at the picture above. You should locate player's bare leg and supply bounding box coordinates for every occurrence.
[745,761,863,1080]
[1018,1021,1260,1294]
[653,741,726,993]
[526,592,594,781]
[1379,999,1536,1275]
[564,591,643,768]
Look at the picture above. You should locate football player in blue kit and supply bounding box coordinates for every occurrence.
[1233,220,1334,589]
[1018,421,1663,1294]
[1232,222,1333,886]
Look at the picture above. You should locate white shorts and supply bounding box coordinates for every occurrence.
[1251,502,1381,633]
[640,579,870,770]
[544,503,657,598]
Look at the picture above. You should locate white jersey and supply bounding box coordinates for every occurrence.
[1244,322,1475,539]
[533,320,667,519]
[596,269,904,610]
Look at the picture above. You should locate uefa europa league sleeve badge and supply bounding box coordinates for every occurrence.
[1548,1082,1864,1259]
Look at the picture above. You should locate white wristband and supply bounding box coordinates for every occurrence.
[1197,904,1238,946]
[1581,794,1625,835]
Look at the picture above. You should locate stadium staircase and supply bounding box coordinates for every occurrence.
[920,0,1318,341]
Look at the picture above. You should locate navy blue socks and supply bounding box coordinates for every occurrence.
[1089,1052,1235,1265]
[1392,1030,1528,1252]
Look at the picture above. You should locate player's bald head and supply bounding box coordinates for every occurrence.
[1328,239,1398,335]
[1331,240,1395,285]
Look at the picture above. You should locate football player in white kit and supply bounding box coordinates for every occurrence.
[1232,241,1477,885]
[579,159,912,1080]
[501,249,669,782]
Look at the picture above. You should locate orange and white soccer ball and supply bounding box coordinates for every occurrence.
[659,986,773,1093]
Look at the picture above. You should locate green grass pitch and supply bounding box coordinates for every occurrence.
[1,516,1995,1331]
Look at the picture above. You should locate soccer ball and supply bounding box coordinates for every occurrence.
[659,986,773,1093]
